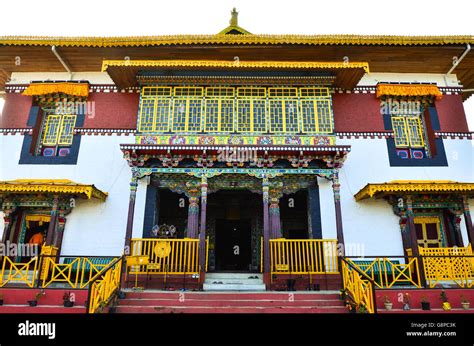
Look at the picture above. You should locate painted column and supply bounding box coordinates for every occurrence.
[45,196,59,246]
[332,172,345,248]
[198,176,208,272]
[399,217,412,253]
[269,197,282,239]
[269,182,283,239]
[54,214,66,257]
[1,208,15,243]
[186,197,199,238]
[462,196,474,245]
[124,177,138,253]
[406,197,419,257]
[262,177,271,273]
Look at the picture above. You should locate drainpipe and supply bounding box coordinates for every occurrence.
[51,45,73,80]
[447,43,471,75]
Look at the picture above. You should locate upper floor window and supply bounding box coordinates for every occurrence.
[382,99,435,159]
[35,110,76,157]
[137,86,334,135]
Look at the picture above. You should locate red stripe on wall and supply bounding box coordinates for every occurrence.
[332,93,385,132]
[83,92,139,129]
[435,94,469,132]
[0,93,32,128]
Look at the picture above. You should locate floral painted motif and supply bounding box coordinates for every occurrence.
[199,136,216,145]
[169,136,186,145]
[257,136,273,145]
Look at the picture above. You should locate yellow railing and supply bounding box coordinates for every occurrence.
[346,257,421,288]
[269,239,339,275]
[341,259,374,313]
[130,238,202,274]
[39,245,58,280]
[88,257,123,313]
[420,245,474,288]
[260,237,263,273]
[41,257,115,289]
[0,256,39,288]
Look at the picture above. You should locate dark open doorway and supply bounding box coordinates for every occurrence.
[215,219,252,271]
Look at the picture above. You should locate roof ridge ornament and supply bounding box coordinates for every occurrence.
[230,8,238,26]
[218,8,251,35]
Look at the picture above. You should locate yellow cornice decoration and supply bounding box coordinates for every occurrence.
[376,84,443,101]
[1,35,473,48]
[0,179,107,201]
[354,180,474,201]
[22,83,89,97]
[101,59,370,73]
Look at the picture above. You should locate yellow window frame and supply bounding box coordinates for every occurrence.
[406,116,425,148]
[42,114,62,146]
[391,116,410,147]
[138,98,157,133]
[314,99,333,133]
[172,98,203,132]
[58,114,77,145]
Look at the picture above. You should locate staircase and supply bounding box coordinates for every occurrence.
[203,273,266,291]
[114,290,348,313]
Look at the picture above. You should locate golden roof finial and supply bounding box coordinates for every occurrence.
[230,8,238,26]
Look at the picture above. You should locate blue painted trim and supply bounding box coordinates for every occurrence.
[386,138,448,167]
[308,183,322,239]
[19,113,84,165]
[26,106,40,127]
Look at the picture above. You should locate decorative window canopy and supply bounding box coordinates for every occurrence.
[355,180,474,201]
[376,84,442,101]
[22,82,89,97]
[0,179,107,201]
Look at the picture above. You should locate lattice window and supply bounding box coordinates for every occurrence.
[57,114,77,145]
[204,88,234,132]
[42,115,62,145]
[300,88,330,98]
[172,98,203,132]
[236,88,267,133]
[315,100,333,133]
[142,87,172,97]
[406,117,424,148]
[137,86,335,135]
[301,100,317,133]
[138,98,156,132]
[391,116,425,148]
[41,113,76,148]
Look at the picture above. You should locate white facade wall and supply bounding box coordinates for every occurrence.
[0,134,135,256]
[335,138,474,256]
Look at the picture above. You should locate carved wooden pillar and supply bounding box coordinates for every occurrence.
[332,172,345,247]
[269,183,283,239]
[262,177,270,273]
[462,196,474,245]
[45,196,59,246]
[124,177,138,253]
[405,196,419,257]
[53,212,67,255]
[1,208,16,243]
[198,176,208,272]
[185,182,200,239]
